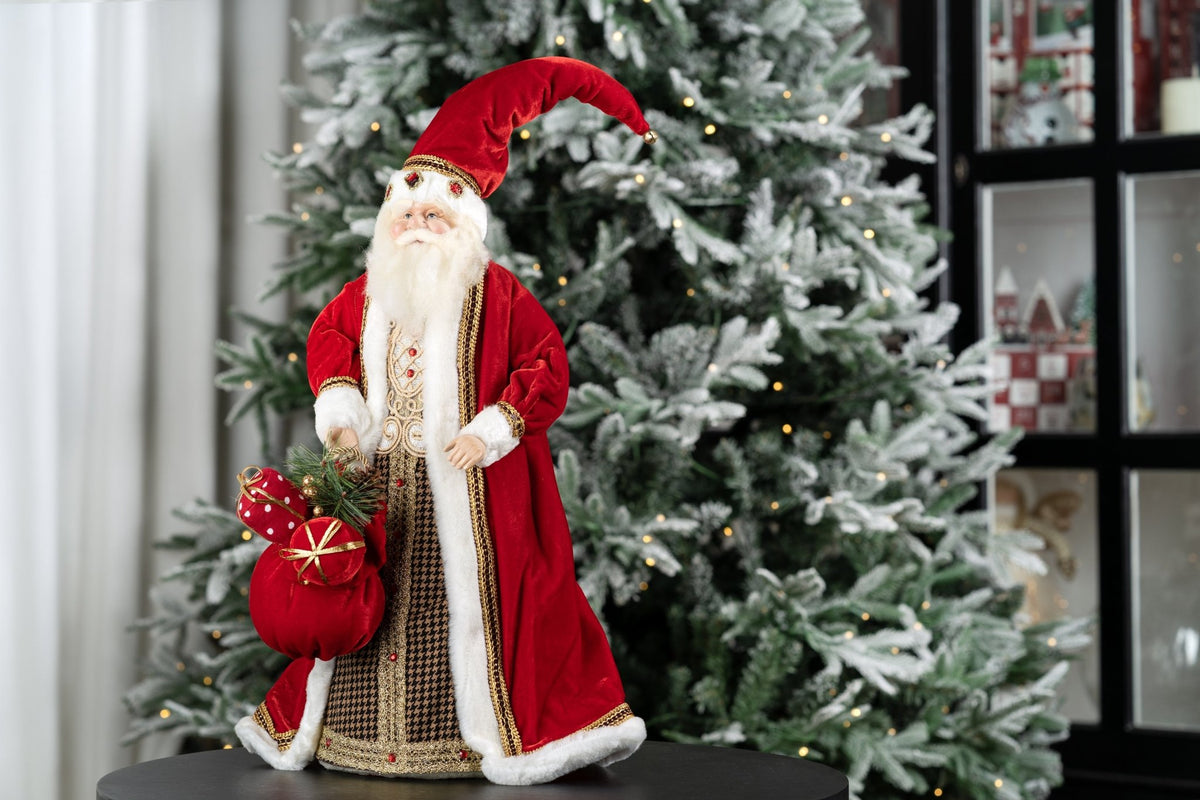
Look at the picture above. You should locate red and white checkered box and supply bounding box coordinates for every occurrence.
[990,343,1094,432]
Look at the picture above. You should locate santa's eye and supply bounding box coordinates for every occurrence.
[426,212,439,220]
[403,212,413,219]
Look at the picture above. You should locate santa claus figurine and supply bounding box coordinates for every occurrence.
[236,57,653,785]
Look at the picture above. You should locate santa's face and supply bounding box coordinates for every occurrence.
[366,198,489,334]
[389,201,456,241]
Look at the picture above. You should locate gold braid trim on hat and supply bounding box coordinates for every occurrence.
[401,155,481,197]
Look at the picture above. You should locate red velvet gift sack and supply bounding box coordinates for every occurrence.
[249,546,384,661]
[248,506,388,661]
[279,517,367,587]
[237,466,308,544]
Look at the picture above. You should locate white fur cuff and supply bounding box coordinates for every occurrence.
[313,385,371,445]
[460,404,521,467]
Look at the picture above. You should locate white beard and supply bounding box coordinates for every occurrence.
[365,216,489,336]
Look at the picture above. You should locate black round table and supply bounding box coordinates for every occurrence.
[98,741,848,800]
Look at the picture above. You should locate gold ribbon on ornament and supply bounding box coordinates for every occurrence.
[278,518,365,585]
[238,466,307,522]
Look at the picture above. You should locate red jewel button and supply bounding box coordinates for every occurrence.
[449,181,464,196]
[324,738,331,748]
[406,369,415,378]
[388,652,398,662]
[408,348,417,356]
[459,749,470,760]
[387,753,397,763]
[396,479,405,488]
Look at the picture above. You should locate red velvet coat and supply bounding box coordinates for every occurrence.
[303,264,639,772]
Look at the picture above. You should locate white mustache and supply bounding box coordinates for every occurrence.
[393,228,448,248]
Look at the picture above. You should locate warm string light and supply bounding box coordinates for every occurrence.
[557,298,567,307]
[818,114,829,125]
[876,472,887,482]
[223,744,233,750]
[159,708,171,719]
[722,526,733,537]
[798,746,809,757]
[532,262,542,271]
[704,123,717,135]
[840,195,853,206]
[780,262,790,271]
[370,121,380,132]
[782,90,792,99]
[639,581,649,591]
[682,96,695,108]
[287,352,299,362]
[642,534,653,543]
[880,132,892,142]
[781,424,793,434]
[611,31,624,42]
[557,276,568,286]
[655,513,666,522]
[772,381,784,391]
[881,287,891,297]
[519,129,531,140]
[1047,637,1058,647]
[292,142,303,154]
[770,501,780,510]
[861,612,870,621]
[300,212,310,221]
[314,186,324,195]
[203,676,213,686]
[864,229,876,239]
[839,151,849,161]
[644,557,656,567]
[686,288,695,297]
[822,431,832,440]
[672,218,683,228]
[844,630,854,639]
[555,34,566,46]
[241,530,253,541]
[243,380,254,389]
[634,173,646,184]
[212,630,223,640]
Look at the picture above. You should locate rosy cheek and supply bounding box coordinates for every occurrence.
[428,219,451,235]
[390,219,405,238]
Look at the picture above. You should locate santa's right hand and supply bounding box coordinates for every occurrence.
[327,426,359,449]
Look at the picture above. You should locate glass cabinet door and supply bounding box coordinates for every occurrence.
[1125,171,1200,432]
[992,468,1101,723]
[1124,0,1200,137]
[1132,470,1200,730]
[982,180,1096,433]
[982,0,1096,150]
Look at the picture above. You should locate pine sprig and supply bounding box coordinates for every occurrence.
[283,444,385,530]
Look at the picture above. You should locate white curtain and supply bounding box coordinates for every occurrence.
[0,0,340,797]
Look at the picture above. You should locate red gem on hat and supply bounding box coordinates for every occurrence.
[448,180,464,197]
[404,171,422,188]
[459,749,470,760]
[384,184,393,202]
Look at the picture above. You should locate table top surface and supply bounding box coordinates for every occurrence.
[97,741,848,800]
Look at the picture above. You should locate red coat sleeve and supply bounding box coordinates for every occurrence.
[495,281,570,437]
[307,276,367,397]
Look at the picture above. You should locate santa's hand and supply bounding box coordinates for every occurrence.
[444,434,485,470]
[327,427,359,450]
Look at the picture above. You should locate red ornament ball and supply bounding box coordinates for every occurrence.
[280,517,366,587]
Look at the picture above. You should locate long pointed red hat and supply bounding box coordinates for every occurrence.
[383,57,656,238]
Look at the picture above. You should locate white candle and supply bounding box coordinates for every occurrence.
[1162,75,1200,134]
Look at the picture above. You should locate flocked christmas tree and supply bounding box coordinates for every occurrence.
[125,1,1090,797]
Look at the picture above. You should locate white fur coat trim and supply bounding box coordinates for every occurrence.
[460,404,521,467]
[482,715,647,785]
[313,386,370,447]
[235,658,334,770]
